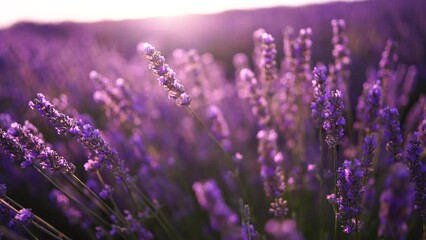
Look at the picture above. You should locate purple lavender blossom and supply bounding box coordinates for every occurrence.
[378,40,398,106]
[323,90,346,147]
[356,81,382,134]
[361,135,376,178]
[330,19,351,91]
[382,106,403,163]
[419,116,426,146]
[240,68,271,128]
[14,208,34,225]
[336,158,364,234]
[99,184,113,199]
[0,113,13,130]
[259,32,278,83]
[257,129,286,197]
[241,204,258,240]
[123,210,154,239]
[192,179,240,239]
[0,184,7,198]
[269,197,288,218]
[50,190,83,224]
[265,219,303,240]
[30,93,129,182]
[405,132,426,217]
[311,65,328,128]
[0,128,26,163]
[207,105,232,152]
[378,163,414,239]
[7,121,76,173]
[138,42,191,106]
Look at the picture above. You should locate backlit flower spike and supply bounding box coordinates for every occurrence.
[336,159,364,234]
[356,80,382,134]
[323,89,346,148]
[192,179,240,239]
[405,132,426,217]
[259,32,278,83]
[378,163,414,239]
[361,134,376,178]
[378,40,398,107]
[311,65,328,128]
[382,106,403,163]
[139,42,191,106]
[7,121,76,173]
[30,93,129,181]
[331,19,351,90]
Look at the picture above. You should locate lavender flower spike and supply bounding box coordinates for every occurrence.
[356,81,382,134]
[378,163,414,239]
[192,179,240,239]
[361,135,376,178]
[259,32,278,82]
[139,42,191,106]
[14,208,34,225]
[336,158,364,234]
[29,94,129,182]
[382,106,403,163]
[311,65,328,128]
[323,89,346,148]
[405,132,426,217]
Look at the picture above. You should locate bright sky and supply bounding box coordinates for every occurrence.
[0,0,358,28]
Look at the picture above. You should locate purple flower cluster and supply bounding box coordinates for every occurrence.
[356,81,382,134]
[378,163,414,239]
[240,68,285,197]
[382,106,403,163]
[259,32,278,83]
[192,180,240,239]
[336,158,364,233]
[269,197,288,218]
[50,190,83,224]
[14,208,34,225]
[323,90,346,147]
[239,69,271,127]
[139,42,192,106]
[241,204,258,240]
[29,94,129,182]
[330,19,351,91]
[405,132,426,217]
[311,65,328,128]
[378,40,398,106]
[0,118,75,173]
[361,135,376,178]
[207,105,232,152]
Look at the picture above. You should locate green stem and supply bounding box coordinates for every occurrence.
[185,106,249,201]
[333,147,337,194]
[64,174,122,222]
[333,146,338,240]
[94,171,126,222]
[131,186,181,240]
[1,198,65,240]
[423,217,426,240]
[33,166,109,227]
[22,225,39,240]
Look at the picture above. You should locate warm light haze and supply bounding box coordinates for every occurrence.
[0,0,360,28]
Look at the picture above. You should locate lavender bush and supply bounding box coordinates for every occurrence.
[0,1,426,239]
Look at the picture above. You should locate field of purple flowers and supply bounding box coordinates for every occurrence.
[0,0,425,239]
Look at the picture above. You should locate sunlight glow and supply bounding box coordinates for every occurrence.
[0,0,360,28]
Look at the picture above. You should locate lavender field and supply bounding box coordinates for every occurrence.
[0,0,425,239]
